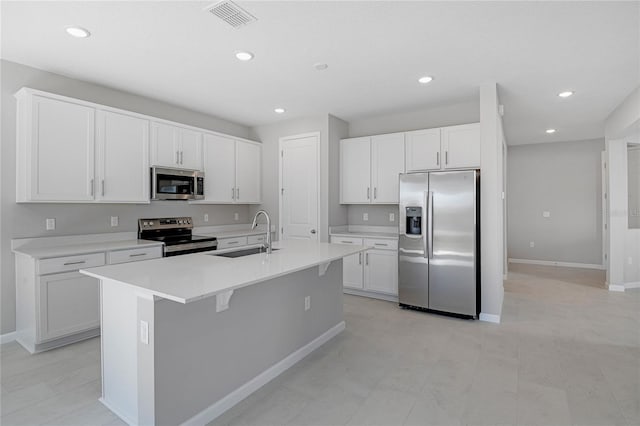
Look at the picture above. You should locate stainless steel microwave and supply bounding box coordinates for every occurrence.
[150,167,204,200]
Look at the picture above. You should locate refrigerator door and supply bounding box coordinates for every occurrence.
[428,170,477,316]
[398,173,430,308]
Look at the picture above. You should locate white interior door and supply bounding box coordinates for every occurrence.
[280,134,319,241]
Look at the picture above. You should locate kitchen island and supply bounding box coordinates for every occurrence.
[80,239,368,426]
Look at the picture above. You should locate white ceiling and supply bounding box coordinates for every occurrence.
[2,1,638,145]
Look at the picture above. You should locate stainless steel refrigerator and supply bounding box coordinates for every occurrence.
[398,171,480,318]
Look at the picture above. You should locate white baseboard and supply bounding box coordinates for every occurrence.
[479,313,501,324]
[608,284,626,292]
[610,281,640,292]
[100,397,137,426]
[625,281,640,289]
[0,332,16,344]
[508,258,604,270]
[181,321,346,426]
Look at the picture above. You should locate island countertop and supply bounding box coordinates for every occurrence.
[80,240,369,304]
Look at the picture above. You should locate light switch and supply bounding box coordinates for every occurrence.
[45,218,56,231]
[140,320,149,345]
[389,213,395,222]
[542,211,551,218]
[110,216,119,227]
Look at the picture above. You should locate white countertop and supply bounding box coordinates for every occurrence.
[81,240,369,304]
[197,229,272,239]
[12,239,164,259]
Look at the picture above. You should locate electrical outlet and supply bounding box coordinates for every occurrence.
[529,241,535,248]
[304,296,310,311]
[204,213,209,222]
[140,320,149,345]
[543,211,551,218]
[363,213,369,221]
[234,212,239,221]
[389,213,395,222]
[629,257,633,265]
[110,216,119,227]
[45,218,56,231]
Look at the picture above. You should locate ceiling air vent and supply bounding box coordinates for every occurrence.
[206,0,257,28]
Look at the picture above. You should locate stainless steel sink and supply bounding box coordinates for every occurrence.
[213,247,279,258]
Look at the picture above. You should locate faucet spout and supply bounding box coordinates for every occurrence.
[251,210,272,254]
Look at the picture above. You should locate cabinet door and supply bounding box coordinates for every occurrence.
[371,133,405,204]
[96,111,149,203]
[150,122,179,168]
[442,123,480,169]
[38,271,100,342]
[405,128,441,171]
[178,127,203,171]
[340,137,371,203]
[343,252,364,289]
[202,134,236,203]
[364,250,398,295]
[235,141,261,203]
[30,96,95,201]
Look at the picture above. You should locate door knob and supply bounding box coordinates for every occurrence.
[310,229,316,234]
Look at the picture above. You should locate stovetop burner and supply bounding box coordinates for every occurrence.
[138,217,217,256]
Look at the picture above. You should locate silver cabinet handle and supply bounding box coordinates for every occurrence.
[101,180,105,196]
[176,151,180,164]
[90,179,94,197]
[236,188,240,199]
[374,243,387,247]
[365,253,369,265]
[227,241,238,245]
[340,240,353,244]
[180,151,184,165]
[359,253,362,264]
[310,229,316,234]
[64,260,86,266]
[437,152,440,166]
[445,151,448,165]
[367,187,370,200]
[374,187,377,199]
[232,188,235,200]
[129,253,147,257]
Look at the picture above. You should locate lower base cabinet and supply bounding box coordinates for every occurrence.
[331,236,398,297]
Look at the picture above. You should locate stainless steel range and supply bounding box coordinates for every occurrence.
[138,217,217,256]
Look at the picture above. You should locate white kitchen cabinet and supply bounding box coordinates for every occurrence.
[16,90,95,202]
[150,122,203,170]
[340,137,371,203]
[198,134,261,204]
[38,271,100,342]
[371,133,405,203]
[96,110,150,203]
[330,236,398,297]
[341,134,405,204]
[441,123,481,169]
[405,128,442,171]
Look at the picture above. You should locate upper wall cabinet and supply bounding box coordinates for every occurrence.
[340,133,405,204]
[150,122,203,171]
[16,90,96,202]
[95,110,149,203]
[195,134,261,204]
[406,123,480,172]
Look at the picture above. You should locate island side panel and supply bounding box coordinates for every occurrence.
[153,261,344,425]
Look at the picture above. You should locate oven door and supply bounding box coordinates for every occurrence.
[151,167,198,200]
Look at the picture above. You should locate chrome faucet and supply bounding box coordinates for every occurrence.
[251,210,272,254]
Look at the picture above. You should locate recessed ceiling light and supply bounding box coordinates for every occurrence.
[546,129,556,134]
[274,108,285,114]
[314,63,328,71]
[558,91,574,98]
[235,51,254,61]
[65,26,90,38]
[418,76,433,84]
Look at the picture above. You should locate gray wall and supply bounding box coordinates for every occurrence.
[1,60,252,334]
[507,138,604,265]
[348,99,479,138]
[328,115,349,228]
[347,205,398,227]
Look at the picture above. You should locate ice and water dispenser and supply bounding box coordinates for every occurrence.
[405,207,423,235]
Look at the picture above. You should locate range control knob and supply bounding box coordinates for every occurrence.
[149,221,154,226]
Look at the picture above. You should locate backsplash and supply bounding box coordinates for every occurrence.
[347,205,399,227]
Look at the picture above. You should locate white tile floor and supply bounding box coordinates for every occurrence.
[1,264,638,425]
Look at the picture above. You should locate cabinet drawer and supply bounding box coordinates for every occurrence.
[364,238,398,251]
[247,234,268,245]
[330,236,364,245]
[38,252,106,275]
[108,246,163,265]
[218,236,248,249]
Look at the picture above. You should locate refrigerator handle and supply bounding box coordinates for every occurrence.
[429,191,433,259]
[423,191,429,258]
